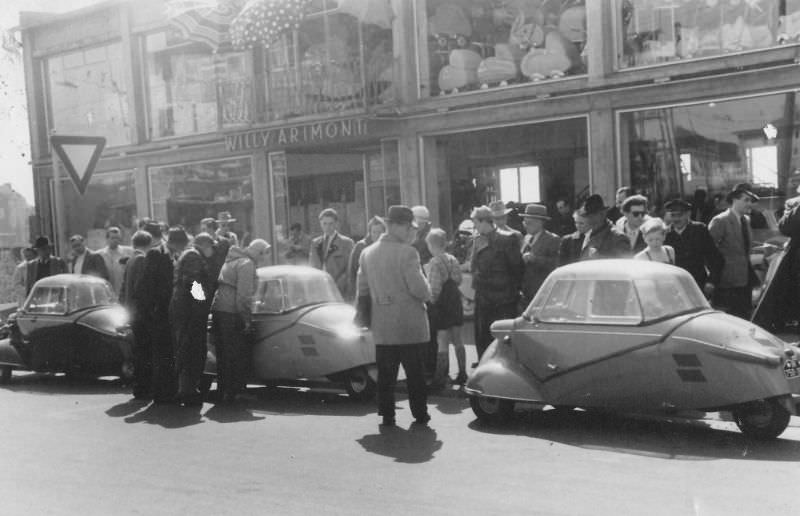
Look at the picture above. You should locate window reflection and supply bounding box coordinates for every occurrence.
[149,157,253,242]
[47,43,130,146]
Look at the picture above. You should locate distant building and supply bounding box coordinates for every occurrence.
[0,183,30,248]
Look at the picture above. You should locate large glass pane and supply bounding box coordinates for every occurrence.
[58,170,137,249]
[148,157,254,242]
[264,8,394,121]
[620,92,800,229]
[145,32,252,138]
[619,0,800,69]
[418,0,587,98]
[47,43,130,146]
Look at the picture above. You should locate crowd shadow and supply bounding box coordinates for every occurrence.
[240,385,378,418]
[122,403,205,429]
[468,408,800,462]
[1,371,128,395]
[357,423,443,464]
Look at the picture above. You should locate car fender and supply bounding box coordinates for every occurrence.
[465,340,545,403]
[0,338,25,368]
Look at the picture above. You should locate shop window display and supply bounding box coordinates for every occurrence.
[149,158,253,242]
[619,0,800,69]
[47,43,130,147]
[264,7,394,121]
[145,31,253,138]
[619,92,800,225]
[58,170,137,249]
[418,0,586,97]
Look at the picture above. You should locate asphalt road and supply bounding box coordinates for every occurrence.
[1,371,799,516]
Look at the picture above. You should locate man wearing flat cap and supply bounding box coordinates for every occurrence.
[357,205,432,426]
[562,194,629,264]
[708,183,759,318]
[25,236,67,294]
[520,203,560,306]
[664,198,723,294]
[470,204,524,363]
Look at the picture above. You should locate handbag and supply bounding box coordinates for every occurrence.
[354,294,372,328]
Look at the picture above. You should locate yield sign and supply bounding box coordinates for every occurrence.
[50,135,106,195]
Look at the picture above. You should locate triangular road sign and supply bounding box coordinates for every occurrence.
[50,135,106,195]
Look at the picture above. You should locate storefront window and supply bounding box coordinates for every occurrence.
[430,117,589,233]
[618,0,800,69]
[47,43,131,147]
[145,31,253,138]
[58,170,137,249]
[619,91,800,223]
[148,157,254,241]
[264,7,394,121]
[417,0,587,97]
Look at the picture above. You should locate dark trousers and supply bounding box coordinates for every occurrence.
[213,311,247,397]
[131,321,152,398]
[150,320,176,402]
[376,343,429,421]
[713,286,752,320]
[174,314,209,400]
[474,298,518,359]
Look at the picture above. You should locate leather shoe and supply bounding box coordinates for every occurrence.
[414,413,431,425]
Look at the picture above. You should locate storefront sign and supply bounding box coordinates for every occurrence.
[225,118,369,152]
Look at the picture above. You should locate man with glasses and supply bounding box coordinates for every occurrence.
[615,195,650,253]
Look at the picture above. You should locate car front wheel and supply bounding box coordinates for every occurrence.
[344,367,376,401]
[0,365,11,384]
[470,395,514,425]
[733,398,791,439]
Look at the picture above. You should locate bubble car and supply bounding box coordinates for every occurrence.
[0,274,133,383]
[203,266,376,400]
[466,260,800,439]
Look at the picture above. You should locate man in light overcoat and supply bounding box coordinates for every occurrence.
[357,205,432,427]
[310,208,355,300]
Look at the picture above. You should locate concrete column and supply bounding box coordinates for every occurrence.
[586,0,615,83]
[397,134,422,206]
[588,101,617,202]
[252,151,272,249]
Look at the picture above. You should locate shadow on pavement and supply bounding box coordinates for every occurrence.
[468,408,800,461]
[204,403,266,423]
[123,403,205,429]
[235,386,379,418]
[430,389,469,415]
[357,423,443,464]
[1,372,128,395]
[105,398,151,418]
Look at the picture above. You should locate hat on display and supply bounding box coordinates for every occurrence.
[488,200,512,218]
[216,211,237,223]
[386,205,418,228]
[520,203,550,220]
[578,194,609,216]
[33,236,51,249]
[664,198,693,212]
[143,221,163,239]
[726,183,760,204]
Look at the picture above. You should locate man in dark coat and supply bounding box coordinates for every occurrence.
[68,235,109,280]
[170,233,215,407]
[519,203,560,307]
[470,205,524,362]
[133,223,178,403]
[410,205,433,266]
[663,199,724,295]
[25,236,67,294]
[614,195,649,253]
[547,198,577,236]
[558,210,589,266]
[119,230,153,400]
[561,195,630,264]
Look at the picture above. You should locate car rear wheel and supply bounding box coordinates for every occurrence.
[470,395,514,425]
[344,367,376,401]
[0,365,12,384]
[733,398,791,439]
[120,361,134,381]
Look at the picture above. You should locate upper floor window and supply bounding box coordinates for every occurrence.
[145,31,253,139]
[46,43,131,146]
[417,0,587,98]
[618,0,800,69]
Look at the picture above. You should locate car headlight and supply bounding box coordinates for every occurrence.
[332,323,363,341]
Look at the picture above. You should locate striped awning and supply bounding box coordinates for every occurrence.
[166,0,243,52]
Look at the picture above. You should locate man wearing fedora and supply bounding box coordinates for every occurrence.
[310,208,355,300]
[357,205,432,426]
[520,203,560,307]
[489,200,523,246]
[663,198,723,293]
[470,205,524,363]
[564,194,629,263]
[25,236,67,295]
[215,211,239,247]
[708,183,760,319]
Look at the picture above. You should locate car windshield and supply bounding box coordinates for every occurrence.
[25,286,68,315]
[253,273,342,314]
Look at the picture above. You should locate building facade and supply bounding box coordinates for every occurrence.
[20,0,800,257]
[0,183,31,248]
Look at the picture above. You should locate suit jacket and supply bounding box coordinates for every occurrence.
[357,233,431,345]
[25,256,67,293]
[581,221,631,260]
[309,232,355,298]
[708,209,752,288]
[470,229,524,305]
[665,221,724,288]
[134,244,174,324]
[72,250,109,281]
[558,231,584,266]
[521,230,560,302]
[119,250,146,315]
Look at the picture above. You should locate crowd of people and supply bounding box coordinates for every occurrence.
[8,181,784,424]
